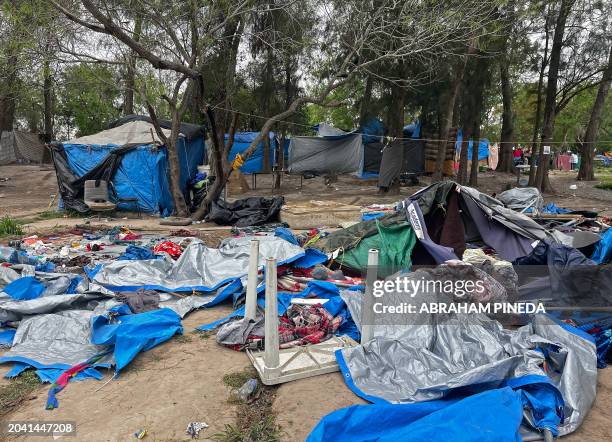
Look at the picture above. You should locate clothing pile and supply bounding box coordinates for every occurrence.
[153,241,183,259]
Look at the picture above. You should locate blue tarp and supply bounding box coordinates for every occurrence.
[403,120,421,138]
[361,118,385,144]
[227,132,277,174]
[525,203,572,215]
[592,228,612,264]
[63,136,204,215]
[2,276,45,300]
[308,387,525,442]
[91,307,183,373]
[455,129,489,161]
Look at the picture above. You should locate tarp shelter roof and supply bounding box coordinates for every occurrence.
[68,121,172,146]
[109,114,206,141]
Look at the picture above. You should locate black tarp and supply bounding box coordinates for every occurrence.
[363,142,383,173]
[207,196,284,227]
[49,142,137,212]
[377,139,425,187]
[108,115,206,141]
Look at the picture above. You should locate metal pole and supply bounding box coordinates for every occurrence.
[244,240,259,321]
[361,249,379,344]
[264,257,280,370]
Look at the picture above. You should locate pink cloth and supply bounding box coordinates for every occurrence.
[557,155,571,171]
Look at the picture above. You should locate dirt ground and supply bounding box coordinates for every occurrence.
[0,164,611,441]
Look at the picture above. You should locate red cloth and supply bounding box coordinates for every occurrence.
[153,241,183,259]
[513,148,523,158]
[557,155,571,171]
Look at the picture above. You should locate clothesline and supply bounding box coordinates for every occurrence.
[208,104,611,145]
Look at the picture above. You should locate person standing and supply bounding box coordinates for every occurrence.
[570,152,578,171]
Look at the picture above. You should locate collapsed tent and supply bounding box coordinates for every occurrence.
[315,182,554,272]
[0,131,49,165]
[319,286,596,439]
[0,232,318,397]
[50,118,206,215]
[227,132,278,174]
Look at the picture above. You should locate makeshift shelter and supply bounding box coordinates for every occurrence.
[227,132,278,174]
[50,118,206,215]
[315,181,557,272]
[288,121,424,179]
[0,131,49,164]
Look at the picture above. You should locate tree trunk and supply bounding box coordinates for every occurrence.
[535,0,574,192]
[528,10,550,185]
[469,120,481,186]
[578,45,612,181]
[433,50,472,181]
[457,126,472,185]
[498,55,514,172]
[43,59,54,142]
[0,53,18,132]
[123,15,142,115]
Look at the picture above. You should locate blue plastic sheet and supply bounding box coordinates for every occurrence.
[0,329,16,347]
[455,129,489,160]
[117,245,158,261]
[592,228,612,264]
[227,132,277,174]
[91,308,183,373]
[308,387,524,442]
[62,136,204,215]
[525,203,572,214]
[2,276,45,300]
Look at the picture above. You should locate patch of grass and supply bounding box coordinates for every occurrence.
[222,368,257,389]
[214,369,282,442]
[0,371,42,416]
[0,215,24,237]
[191,329,213,340]
[36,210,83,220]
[595,181,612,190]
[174,334,193,344]
[213,417,282,442]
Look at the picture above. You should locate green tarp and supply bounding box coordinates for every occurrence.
[337,220,417,277]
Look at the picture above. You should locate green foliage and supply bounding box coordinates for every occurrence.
[513,82,612,152]
[0,215,24,237]
[56,64,123,137]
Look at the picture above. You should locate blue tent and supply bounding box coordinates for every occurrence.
[59,119,205,216]
[455,129,489,161]
[226,132,277,174]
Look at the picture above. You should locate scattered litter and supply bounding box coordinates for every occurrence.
[236,378,258,402]
[185,422,208,439]
[133,428,147,439]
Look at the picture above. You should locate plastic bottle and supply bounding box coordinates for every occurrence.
[236,378,258,402]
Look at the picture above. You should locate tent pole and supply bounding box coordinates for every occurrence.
[361,249,379,344]
[264,257,280,372]
[244,240,259,321]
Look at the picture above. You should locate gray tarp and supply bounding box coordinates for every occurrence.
[2,310,112,367]
[93,236,304,291]
[338,278,597,437]
[287,134,362,174]
[378,140,403,188]
[497,187,544,212]
[0,131,47,164]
